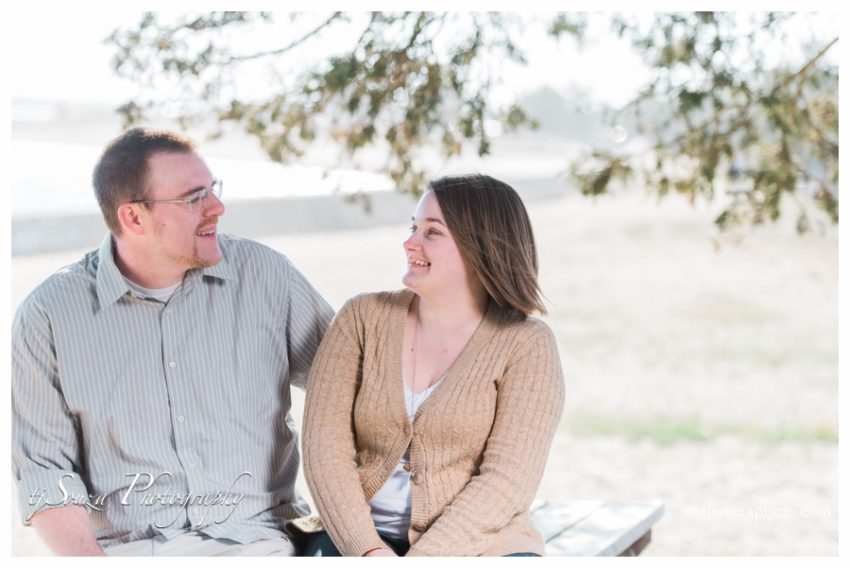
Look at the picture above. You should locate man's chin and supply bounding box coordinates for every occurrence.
[193,249,223,269]
[196,256,222,269]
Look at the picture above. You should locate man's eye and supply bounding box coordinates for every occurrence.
[187,190,208,205]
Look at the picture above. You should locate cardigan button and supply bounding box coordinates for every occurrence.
[411,471,423,485]
[402,463,411,472]
[412,522,426,532]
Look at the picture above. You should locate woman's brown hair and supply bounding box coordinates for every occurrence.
[429,174,546,318]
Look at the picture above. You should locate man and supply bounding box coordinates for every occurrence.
[12,127,334,556]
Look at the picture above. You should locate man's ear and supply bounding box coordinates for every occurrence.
[116,203,148,236]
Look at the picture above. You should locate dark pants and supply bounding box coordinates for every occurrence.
[302,530,410,556]
[302,531,539,557]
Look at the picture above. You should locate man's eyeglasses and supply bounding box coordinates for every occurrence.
[130,179,223,210]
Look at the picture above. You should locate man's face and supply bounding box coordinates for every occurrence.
[143,151,225,273]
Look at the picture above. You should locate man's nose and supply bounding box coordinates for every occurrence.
[204,193,225,217]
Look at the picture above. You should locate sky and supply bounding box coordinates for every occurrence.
[9,11,655,110]
[10,11,144,106]
[9,9,840,116]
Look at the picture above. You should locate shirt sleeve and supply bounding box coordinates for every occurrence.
[302,296,388,557]
[283,259,335,391]
[406,323,566,556]
[11,298,91,525]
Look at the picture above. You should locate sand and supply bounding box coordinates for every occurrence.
[9,190,838,555]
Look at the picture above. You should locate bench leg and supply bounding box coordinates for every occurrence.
[618,530,652,557]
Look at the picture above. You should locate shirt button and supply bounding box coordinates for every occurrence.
[188,463,195,470]
[176,416,185,423]
[169,361,176,368]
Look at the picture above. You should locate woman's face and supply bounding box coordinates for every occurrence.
[402,191,470,297]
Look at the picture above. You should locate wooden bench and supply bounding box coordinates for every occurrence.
[530,500,664,556]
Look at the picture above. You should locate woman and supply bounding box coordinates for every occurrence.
[302,174,564,556]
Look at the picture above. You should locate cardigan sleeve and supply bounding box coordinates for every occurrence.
[302,296,387,556]
[406,322,565,556]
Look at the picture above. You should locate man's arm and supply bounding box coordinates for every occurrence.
[282,259,335,390]
[12,297,100,555]
[30,506,106,556]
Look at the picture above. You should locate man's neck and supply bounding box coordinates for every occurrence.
[113,238,185,289]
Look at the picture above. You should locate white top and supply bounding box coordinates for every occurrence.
[369,377,441,538]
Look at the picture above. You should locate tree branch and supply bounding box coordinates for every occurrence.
[225,12,344,63]
[770,36,838,96]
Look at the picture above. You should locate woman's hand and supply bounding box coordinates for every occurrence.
[363,547,398,557]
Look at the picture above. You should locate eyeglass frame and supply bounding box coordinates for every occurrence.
[129,179,223,208]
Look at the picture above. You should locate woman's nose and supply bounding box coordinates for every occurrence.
[404,232,421,251]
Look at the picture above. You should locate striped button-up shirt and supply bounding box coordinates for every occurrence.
[12,233,334,546]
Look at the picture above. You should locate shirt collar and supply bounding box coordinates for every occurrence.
[95,233,132,311]
[95,233,234,311]
[200,247,234,281]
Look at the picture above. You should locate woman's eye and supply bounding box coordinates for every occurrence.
[427,228,440,236]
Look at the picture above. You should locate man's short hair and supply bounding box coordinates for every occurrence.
[93,127,197,235]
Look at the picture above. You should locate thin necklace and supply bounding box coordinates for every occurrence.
[408,305,452,421]
[409,305,420,420]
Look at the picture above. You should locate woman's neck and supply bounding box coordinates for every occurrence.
[414,288,488,334]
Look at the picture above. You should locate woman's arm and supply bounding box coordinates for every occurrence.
[407,323,565,556]
[302,297,388,557]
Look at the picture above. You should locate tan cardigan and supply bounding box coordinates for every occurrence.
[303,290,564,556]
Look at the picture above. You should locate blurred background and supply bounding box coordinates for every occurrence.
[9,9,838,555]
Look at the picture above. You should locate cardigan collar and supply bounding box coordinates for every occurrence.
[387,288,505,426]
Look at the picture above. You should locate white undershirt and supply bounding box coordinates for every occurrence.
[369,376,441,539]
[122,276,180,303]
